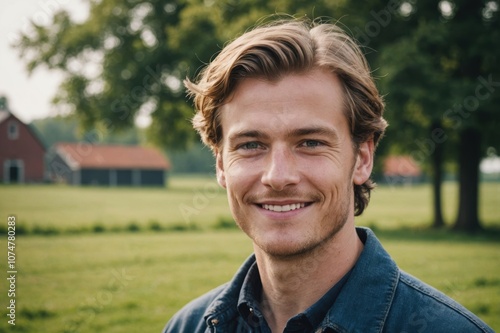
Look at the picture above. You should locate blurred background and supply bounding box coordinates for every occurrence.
[0,0,499,332]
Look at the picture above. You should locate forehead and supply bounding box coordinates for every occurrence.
[219,69,349,140]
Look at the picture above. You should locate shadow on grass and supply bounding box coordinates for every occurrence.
[368,224,500,244]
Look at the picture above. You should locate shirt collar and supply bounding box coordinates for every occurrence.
[236,243,358,332]
[203,228,400,333]
[236,261,352,332]
[236,261,266,329]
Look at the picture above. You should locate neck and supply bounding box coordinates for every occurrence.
[254,224,363,332]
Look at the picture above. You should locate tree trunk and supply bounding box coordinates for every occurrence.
[454,127,482,232]
[431,122,445,228]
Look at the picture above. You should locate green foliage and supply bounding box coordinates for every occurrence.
[12,0,402,150]
[213,216,238,230]
[20,308,55,320]
[126,221,141,232]
[30,115,144,148]
[167,143,215,174]
[15,0,197,149]
[378,1,500,156]
[30,115,216,173]
[0,95,9,109]
[31,224,60,236]
[14,0,499,231]
[147,219,162,231]
[92,223,106,233]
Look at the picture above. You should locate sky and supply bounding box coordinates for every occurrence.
[0,0,87,123]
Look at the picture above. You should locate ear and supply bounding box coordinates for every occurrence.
[215,150,227,189]
[353,140,374,185]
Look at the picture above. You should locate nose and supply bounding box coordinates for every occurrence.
[261,145,300,191]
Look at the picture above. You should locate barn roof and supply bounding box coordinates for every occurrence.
[0,109,47,151]
[55,142,171,170]
[383,155,421,177]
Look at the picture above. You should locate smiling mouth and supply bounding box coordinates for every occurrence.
[260,203,309,212]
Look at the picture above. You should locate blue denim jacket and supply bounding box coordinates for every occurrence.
[164,228,494,333]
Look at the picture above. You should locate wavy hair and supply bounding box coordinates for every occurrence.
[185,19,387,216]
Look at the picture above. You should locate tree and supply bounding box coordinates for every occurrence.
[12,0,355,146]
[0,96,8,110]
[15,0,205,149]
[334,0,450,228]
[378,0,500,231]
[30,115,143,148]
[17,0,498,231]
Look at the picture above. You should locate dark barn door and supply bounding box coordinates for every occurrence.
[9,165,19,183]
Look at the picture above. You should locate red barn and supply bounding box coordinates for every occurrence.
[46,142,171,186]
[0,110,46,183]
[383,155,423,185]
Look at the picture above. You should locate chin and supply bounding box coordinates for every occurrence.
[254,234,322,259]
[253,219,348,259]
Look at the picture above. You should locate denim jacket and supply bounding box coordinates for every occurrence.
[163,228,494,333]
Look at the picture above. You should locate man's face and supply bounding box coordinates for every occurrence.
[216,69,373,258]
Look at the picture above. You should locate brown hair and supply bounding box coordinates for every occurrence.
[185,19,387,216]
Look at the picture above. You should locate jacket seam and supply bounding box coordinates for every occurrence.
[399,273,491,332]
[376,267,400,333]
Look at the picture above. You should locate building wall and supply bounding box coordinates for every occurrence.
[140,169,164,186]
[0,115,46,183]
[116,170,133,186]
[45,148,167,186]
[46,151,73,184]
[80,168,165,186]
[81,169,109,185]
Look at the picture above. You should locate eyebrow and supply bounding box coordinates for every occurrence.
[227,130,269,144]
[288,126,340,141]
[227,126,339,143]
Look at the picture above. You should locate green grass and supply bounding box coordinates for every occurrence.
[0,178,499,332]
[0,232,498,332]
[0,175,230,233]
[0,232,253,333]
[1,179,498,233]
[356,181,500,229]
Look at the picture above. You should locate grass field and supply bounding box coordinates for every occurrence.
[1,176,499,232]
[0,177,499,332]
[0,176,231,233]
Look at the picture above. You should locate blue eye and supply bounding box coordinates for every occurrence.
[302,140,322,147]
[241,142,260,150]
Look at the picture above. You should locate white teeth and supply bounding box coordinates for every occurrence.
[262,203,306,212]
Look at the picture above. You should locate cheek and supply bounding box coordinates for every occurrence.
[305,161,353,199]
[225,161,261,196]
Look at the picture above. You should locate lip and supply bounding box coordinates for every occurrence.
[257,200,308,205]
[254,201,313,218]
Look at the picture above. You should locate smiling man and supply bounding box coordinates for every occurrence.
[163,20,493,333]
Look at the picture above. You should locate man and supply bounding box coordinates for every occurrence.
[164,20,493,333]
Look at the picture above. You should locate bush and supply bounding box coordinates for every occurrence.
[92,223,106,233]
[148,220,163,231]
[213,217,238,230]
[126,222,140,232]
[32,225,60,236]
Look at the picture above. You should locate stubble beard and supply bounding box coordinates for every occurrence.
[231,182,354,261]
